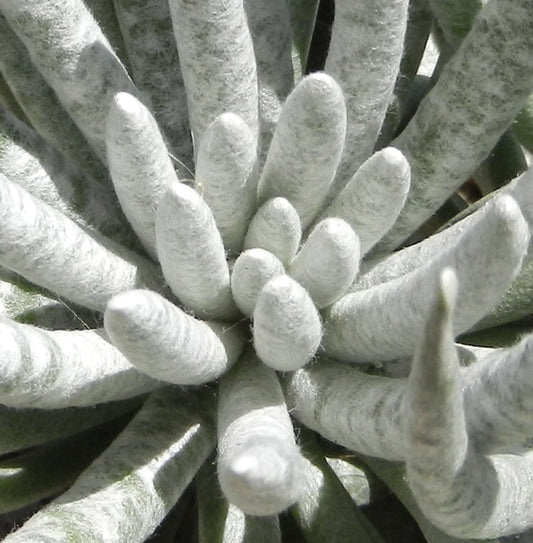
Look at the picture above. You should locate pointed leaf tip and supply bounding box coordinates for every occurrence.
[438,267,458,314]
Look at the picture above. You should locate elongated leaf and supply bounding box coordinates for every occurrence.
[3,388,215,543]
[0,415,132,514]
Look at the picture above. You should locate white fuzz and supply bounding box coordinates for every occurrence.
[230,249,285,317]
[427,0,483,48]
[4,1,533,540]
[377,0,433,144]
[463,336,533,453]
[0,108,128,243]
[243,197,302,266]
[403,269,470,534]
[155,182,238,320]
[475,257,533,332]
[0,319,158,409]
[358,186,524,289]
[285,338,533,469]
[325,0,409,189]
[289,218,360,308]
[0,14,103,179]
[505,166,533,256]
[383,0,533,248]
[168,0,259,149]
[0,174,162,311]
[220,507,281,543]
[253,275,322,371]
[404,268,466,487]
[293,431,382,542]
[106,92,180,259]
[257,73,346,230]
[104,289,243,386]
[2,388,215,543]
[197,462,282,543]
[404,269,533,538]
[0,0,138,162]
[112,0,193,173]
[217,354,305,516]
[324,458,373,507]
[322,148,411,255]
[196,113,258,254]
[283,358,406,461]
[0,272,83,330]
[244,0,294,163]
[324,195,529,362]
[403,177,533,332]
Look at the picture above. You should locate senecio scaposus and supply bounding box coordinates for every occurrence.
[1,0,533,541]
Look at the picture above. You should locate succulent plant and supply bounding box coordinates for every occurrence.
[1,0,533,541]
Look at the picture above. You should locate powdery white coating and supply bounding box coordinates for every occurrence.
[475,258,533,331]
[404,271,533,539]
[230,249,285,317]
[253,275,322,371]
[360,166,533,291]
[257,73,346,230]
[289,218,360,308]
[243,197,301,266]
[403,268,469,533]
[377,0,432,145]
[0,107,129,243]
[168,0,259,151]
[104,289,243,386]
[0,319,158,409]
[106,92,180,259]
[0,14,104,180]
[84,0,129,60]
[325,0,409,191]
[197,464,282,543]
[113,0,193,174]
[217,354,305,516]
[359,218,487,291]
[155,182,238,320]
[427,0,483,48]
[321,148,411,255]
[243,0,294,163]
[461,167,533,329]
[0,174,161,312]
[0,262,109,330]
[196,461,282,543]
[463,336,533,453]
[382,0,533,249]
[221,507,281,543]
[3,388,215,543]
[195,113,258,254]
[505,166,533,256]
[283,357,406,461]
[0,274,87,331]
[283,346,533,465]
[415,449,533,539]
[293,432,381,542]
[324,195,529,362]
[358,187,521,290]
[0,0,139,162]
[324,458,372,507]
